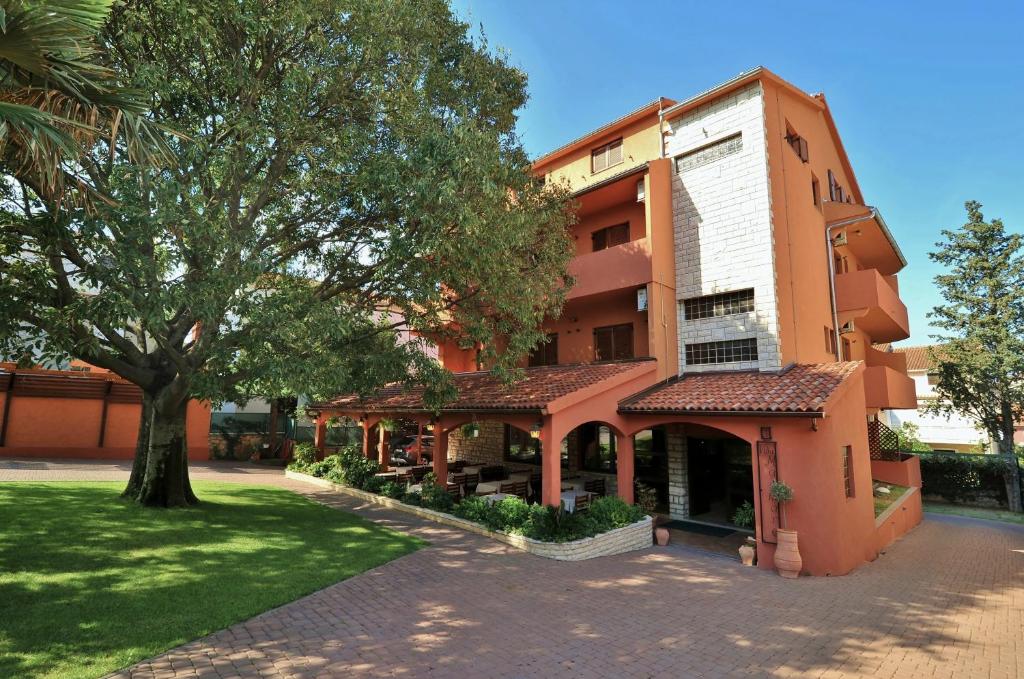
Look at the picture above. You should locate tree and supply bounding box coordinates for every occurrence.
[891,422,933,453]
[927,201,1024,512]
[0,0,575,506]
[0,0,168,207]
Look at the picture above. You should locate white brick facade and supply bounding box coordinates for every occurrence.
[666,82,782,373]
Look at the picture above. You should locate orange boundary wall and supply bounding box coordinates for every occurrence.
[870,455,923,553]
[0,366,210,461]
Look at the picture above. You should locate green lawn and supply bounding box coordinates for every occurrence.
[924,502,1024,525]
[873,483,910,517]
[0,481,424,679]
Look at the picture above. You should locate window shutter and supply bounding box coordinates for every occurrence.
[592,229,607,252]
[612,324,633,360]
[608,140,623,166]
[592,149,606,173]
[594,328,612,361]
[798,137,809,162]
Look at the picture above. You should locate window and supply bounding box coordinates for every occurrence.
[580,424,617,473]
[833,253,848,274]
[811,174,821,208]
[591,138,623,173]
[842,337,852,360]
[828,169,845,203]
[683,289,755,320]
[594,323,633,361]
[685,338,758,365]
[504,425,540,464]
[842,445,854,497]
[528,333,558,367]
[824,326,837,357]
[675,133,742,173]
[591,223,630,252]
[785,124,809,162]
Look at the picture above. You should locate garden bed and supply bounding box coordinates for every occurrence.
[285,468,654,561]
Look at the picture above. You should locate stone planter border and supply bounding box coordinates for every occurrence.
[285,469,653,561]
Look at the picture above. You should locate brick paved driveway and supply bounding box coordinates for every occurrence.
[3,459,1022,679]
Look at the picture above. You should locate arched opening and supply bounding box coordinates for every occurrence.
[684,424,754,529]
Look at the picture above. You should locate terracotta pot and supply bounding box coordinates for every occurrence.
[738,543,756,567]
[654,527,670,546]
[774,529,802,578]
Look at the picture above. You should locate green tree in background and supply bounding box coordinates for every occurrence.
[927,201,1024,512]
[892,422,933,453]
[0,0,575,506]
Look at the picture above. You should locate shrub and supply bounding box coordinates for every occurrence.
[306,455,341,479]
[380,481,405,500]
[587,496,644,529]
[453,495,491,523]
[769,481,793,503]
[419,473,454,512]
[334,446,379,489]
[291,442,317,469]
[522,503,597,542]
[918,452,1018,506]
[634,481,658,515]
[482,497,532,533]
[401,491,422,507]
[731,500,755,528]
[362,475,387,495]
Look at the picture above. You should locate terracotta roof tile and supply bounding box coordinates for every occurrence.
[618,362,861,415]
[891,345,945,372]
[317,359,655,414]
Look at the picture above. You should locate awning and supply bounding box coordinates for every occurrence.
[618,362,863,418]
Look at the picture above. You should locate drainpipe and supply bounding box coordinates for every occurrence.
[825,207,882,362]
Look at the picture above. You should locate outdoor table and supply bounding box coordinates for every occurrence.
[374,471,398,479]
[474,480,502,495]
[461,464,485,476]
[561,478,587,492]
[407,483,423,494]
[560,490,592,513]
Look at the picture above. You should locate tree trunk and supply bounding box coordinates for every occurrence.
[121,392,153,499]
[124,387,199,507]
[999,409,1022,513]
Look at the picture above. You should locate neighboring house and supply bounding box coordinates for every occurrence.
[312,67,921,576]
[881,344,1012,453]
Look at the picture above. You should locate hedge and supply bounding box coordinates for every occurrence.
[917,451,1024,507]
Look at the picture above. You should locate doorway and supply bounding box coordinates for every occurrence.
[687,436,753,528]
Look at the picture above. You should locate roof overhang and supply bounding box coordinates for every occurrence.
[825,201,907,274]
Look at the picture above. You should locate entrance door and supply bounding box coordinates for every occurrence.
[634,428,669,513]
[687,437,753,527]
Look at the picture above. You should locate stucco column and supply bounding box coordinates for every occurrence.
[616,432,635,504]
[541,416,562,507]
[361,421,372,459]
[432,424,449,481]
[313,416,327,458]
[378,426,390,471]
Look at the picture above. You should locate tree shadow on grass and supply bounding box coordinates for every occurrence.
[0,482,423,679]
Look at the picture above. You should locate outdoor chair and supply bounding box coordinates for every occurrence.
[411,466,431,482]
[463,472,479,491]
[584,479,606,497]
[396,472,414,486]
[450,473,467,494]
[573,494,591,512]
[480,465,506,482]
[449,460,466,472]
[445,483,461,500]
[500,481,528,499]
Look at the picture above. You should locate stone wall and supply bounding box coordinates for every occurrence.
[666,425,690,519]
[447,421,504,463]
[209,432,267,460]
[666,81,782,373]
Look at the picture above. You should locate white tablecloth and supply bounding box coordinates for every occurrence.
[475,472,533,496]
[460,464,485,476]
[483,493,517,505]
[561,490,592,513]
[560,478,587,492]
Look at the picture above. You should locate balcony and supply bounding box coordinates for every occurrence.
[835,268,910,343]
[862,346,916,410]
[566,237,653,300]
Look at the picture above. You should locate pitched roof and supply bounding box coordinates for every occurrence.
[315,359,656,414]
[892,345,945,372]
[618,363,862,416]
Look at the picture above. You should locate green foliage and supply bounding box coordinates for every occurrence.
[304,455,340,479]
[918,452,1021,507]
[379,481,406,500]
[927,201,1024,509]
[333,447,379,489]
[401,491,422,507]
[452,495,491,523]
[361,475,387,495]
[418,472,454,512]
[769,481,793,503]
[1,0,575,429]
[587,496,645,528]
[481,496,532,532]
[891,422,933,453]
[731,500,755,528]
[292,443,318,468]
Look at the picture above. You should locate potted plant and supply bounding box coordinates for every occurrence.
[635,481,669,546]
[462,423,480,439]
[769,480,801,578]
[738,536,757,566]
[731,501,756,565]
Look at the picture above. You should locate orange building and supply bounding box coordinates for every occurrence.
[0,363,210,460]
[313,67,921,576]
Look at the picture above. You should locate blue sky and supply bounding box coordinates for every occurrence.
[451,0,1024,346]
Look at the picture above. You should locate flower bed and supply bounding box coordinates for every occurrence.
[287,447,653,560]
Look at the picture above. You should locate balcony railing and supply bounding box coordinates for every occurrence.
[835,268,910,343]
[566,237,653,300]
